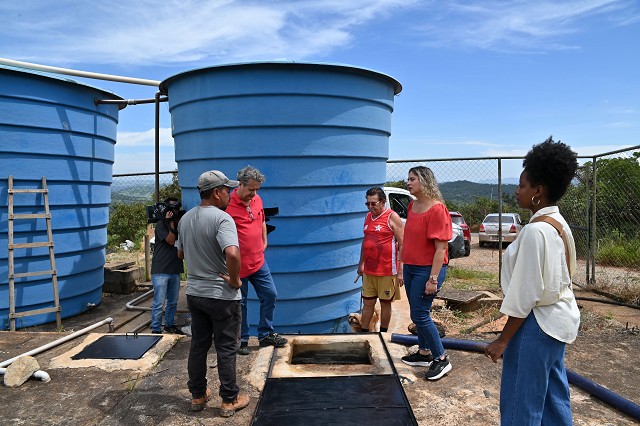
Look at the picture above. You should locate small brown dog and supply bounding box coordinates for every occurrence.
[348,302,381,333]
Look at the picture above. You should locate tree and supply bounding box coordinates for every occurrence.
[156,172,182,202]
[107,202,148,250]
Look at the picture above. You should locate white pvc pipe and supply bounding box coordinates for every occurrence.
[126,288,188,314]
[0,367,51,383]
[0,58,160,86]
[126,289,154,311]
[0,317,114,368]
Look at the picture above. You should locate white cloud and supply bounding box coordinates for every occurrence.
[0,0,417,66]
[114,128,176,174]
[2,0,636,65]
[117,128,174,148]
[605,121,636,128]
[113,150,177,175]
[413,0,639,52]
[483,148,530,157]
[571,144,634,156]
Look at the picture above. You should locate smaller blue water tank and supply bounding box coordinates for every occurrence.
[0,65,123,329]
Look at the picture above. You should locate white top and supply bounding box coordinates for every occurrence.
[500,206,580,343]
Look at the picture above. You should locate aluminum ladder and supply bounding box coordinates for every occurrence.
[7,176,62,331]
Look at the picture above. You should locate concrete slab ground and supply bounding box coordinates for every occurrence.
[1,283,638,425]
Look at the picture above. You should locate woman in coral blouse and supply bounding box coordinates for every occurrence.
[401,166,453,380]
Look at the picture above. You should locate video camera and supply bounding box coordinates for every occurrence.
[146,201,185,224]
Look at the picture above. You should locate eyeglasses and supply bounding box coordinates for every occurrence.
[246,205,254,221]
[364,201,381,207]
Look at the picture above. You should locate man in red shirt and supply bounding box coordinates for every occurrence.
[357,187,405,332]
[226,166,287,354]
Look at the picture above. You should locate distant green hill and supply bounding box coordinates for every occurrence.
[440,180,517,204]
[111,178,515,206]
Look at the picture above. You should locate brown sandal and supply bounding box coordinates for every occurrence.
[191,388,212,412]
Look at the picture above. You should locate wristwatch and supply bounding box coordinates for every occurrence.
[429,275,438,283]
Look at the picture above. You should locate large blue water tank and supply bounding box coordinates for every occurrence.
[0,65,123,330]
[160,62,401,333]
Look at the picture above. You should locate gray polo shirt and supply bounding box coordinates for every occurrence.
[176,205,240,301]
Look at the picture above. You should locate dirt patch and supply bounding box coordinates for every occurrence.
[2,239,637,425]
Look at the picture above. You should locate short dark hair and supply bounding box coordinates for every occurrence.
[199,188,214,199]
[366,187,386,202]
[523,137,578,203]
[164,197,179,205]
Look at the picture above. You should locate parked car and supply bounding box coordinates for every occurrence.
[383,187,466,259]
[449,211,471,256]
[478,213,523,247]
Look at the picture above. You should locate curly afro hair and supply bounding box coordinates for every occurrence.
[522,137,578,203]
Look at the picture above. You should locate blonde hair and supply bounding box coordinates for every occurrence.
[408,166,443,201]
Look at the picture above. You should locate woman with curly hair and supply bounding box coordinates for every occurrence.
[401,166,453,380]
[486,137,580,425]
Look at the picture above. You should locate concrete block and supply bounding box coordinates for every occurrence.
[103,262,143,294]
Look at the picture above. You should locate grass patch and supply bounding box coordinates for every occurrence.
[445,267,499,291]
[596,236,640,268]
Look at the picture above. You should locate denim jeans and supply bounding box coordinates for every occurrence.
[501,312,573,426]
[241,262,277,341]
[187,295,241,403]
[403,264,447,359]
[151,273,181,332]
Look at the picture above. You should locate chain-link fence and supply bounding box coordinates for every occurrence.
[586,147,640,302]
[110,147,640,302]
[111,171,178,204]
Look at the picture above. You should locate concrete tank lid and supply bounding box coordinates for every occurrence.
[159,61,402,95]
[0,64,124,101]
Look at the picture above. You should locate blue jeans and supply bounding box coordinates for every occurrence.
[151,273,181,332]
[403,264,447,359]
[241,262,277,341]
[187,295,241,403]
[501,312,573,426]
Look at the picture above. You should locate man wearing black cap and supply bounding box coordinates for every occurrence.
[176,170,249,417]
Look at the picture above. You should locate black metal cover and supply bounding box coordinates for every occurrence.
[71,335,162,360]
[251,375,418,425]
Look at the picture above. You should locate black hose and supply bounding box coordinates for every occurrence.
[390,333,640,421]
[576,296,640,310]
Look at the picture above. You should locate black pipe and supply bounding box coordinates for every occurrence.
[390,333,640,421]
[576,296,640,310]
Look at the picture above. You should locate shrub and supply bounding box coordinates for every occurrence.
[107,202,148,251]
[596,236,640,268]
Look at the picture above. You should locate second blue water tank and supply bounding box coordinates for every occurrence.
[160,62,401,333]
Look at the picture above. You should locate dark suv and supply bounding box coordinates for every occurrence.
[449,211,471,256]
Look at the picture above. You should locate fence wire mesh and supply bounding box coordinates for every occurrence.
[110,148,640,302]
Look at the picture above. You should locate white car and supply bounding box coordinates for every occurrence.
[478,212,523,247]
[382,187,465,259]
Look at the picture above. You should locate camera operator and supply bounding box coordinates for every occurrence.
[151,197,185,334]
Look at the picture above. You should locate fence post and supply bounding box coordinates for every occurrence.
[144,234,151,282]
[590,157,597,286]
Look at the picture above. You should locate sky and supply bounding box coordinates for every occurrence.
[1,0,639,179]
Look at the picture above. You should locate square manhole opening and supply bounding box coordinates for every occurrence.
[291,341,372,365]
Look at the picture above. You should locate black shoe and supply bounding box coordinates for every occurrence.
[425,355,452,380]
[164,325,185,335]
[238,341,249,355]
[151,330,163,334]
[259,333,288,348]
[401,351,434,367]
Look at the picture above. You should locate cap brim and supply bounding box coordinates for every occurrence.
[225,179,240,187]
